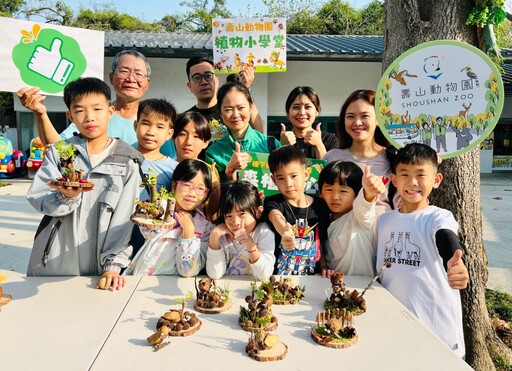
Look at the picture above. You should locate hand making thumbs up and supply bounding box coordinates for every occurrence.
[280,123,297,146]
[362,165,387,202]
[304,122,322,146]
[304,122,327,159]
[447,249,468,289]
[225,142,250,180]
[281,222,296,250]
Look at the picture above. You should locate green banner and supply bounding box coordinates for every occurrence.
[237,151,326,197]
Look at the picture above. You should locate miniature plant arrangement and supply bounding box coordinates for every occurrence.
[51,140,93,188]
[193,277,231,314]
[246,328,288,362]
[239,282,278,332]
[131,169,176,228]
[0,273,11,308]
[311,308,358,349]
[260,275,305,305]
[146,293,201,351]
[324,272,366,315]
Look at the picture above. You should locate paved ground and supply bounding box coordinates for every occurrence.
[0,174,511,293]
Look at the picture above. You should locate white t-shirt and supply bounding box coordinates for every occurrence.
[376,206,465,358]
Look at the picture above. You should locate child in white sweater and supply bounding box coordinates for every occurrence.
[320,160,386,277]
[207,181,275,280]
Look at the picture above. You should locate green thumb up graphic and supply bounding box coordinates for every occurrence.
[13,26,87,93]
[28,38,74,85]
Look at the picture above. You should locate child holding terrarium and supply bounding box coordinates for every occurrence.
[125,159,213,276]
[206,180,275,280]
[27,77,143,290]
[134,98,179,201]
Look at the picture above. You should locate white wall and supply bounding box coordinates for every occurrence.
[266,60,382,117]
[14,57,381,126]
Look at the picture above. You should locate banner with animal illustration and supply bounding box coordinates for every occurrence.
[0,17,104,95]
[375,40,504,159]
[237,152,325,197]
[212,18,286,74]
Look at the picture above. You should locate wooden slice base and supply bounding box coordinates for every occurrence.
[239,316,278,332]
[311,327,358,349]
[194,299,231,314]
[51,180,94,189]
[0,294,12,307]
[247,341,288,362]
[130,216,176,229]
[273,299,300,305]
[168,319,202,337]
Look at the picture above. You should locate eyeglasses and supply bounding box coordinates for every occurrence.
[190,72,215,84]
[115,68,149,82]
[176,181,208,196]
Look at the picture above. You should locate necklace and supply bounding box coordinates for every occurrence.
[103,137,112,150]
[284,196,310,250]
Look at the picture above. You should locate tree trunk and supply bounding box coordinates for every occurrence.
[383,1,512,369]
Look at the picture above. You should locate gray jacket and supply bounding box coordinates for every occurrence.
[27,136,144,276]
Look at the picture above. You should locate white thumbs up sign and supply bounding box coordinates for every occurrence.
[28,38,74,85]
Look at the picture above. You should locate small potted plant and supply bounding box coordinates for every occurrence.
[51,141,93,188]
[131,169,176,228]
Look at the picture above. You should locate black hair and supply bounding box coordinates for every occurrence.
[136,98,177,127]
[171,159,212,201]
[172,111,211,142]
[226,73,242,83]
[216,82,254,112]
[336,89,390,149]
[285,86,321,114]
[318,161,363,196]
[186,56,214,79]
[111,49,151,77]
[63,77,111,109]
[392,143,438,173]
[268,145,306,174]
[219,180,262,222]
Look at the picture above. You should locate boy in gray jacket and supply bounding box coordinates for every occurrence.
[27,77,144,290]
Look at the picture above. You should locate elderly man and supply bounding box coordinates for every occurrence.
[17,50,175,157]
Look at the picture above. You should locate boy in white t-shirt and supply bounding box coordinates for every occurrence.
[376,143,468,358]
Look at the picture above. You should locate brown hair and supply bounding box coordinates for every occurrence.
[336,89,390,149]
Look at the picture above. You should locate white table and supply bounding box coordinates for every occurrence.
[90,275,471,371]
[0,271,141,371]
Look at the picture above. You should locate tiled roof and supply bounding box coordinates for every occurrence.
[104,31,512,87]
[105,31,512,62]
[104,31,383,61]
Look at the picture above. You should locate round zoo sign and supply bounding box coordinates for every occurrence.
[375,40,504,158]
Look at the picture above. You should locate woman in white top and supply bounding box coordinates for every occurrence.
[324,89,396,214]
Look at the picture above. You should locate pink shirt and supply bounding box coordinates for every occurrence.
[323,148,392,215]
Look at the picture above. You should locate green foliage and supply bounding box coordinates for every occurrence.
[174,291,195,304]
[179,0,232,32]
[0,0,24,17]
[263,0,384,35]
[486,289,512,321]
[20,1,73,25]
[467,0,506,28]
[495,21,512,48]
[74,8,161,31]
[54,140,77,159]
